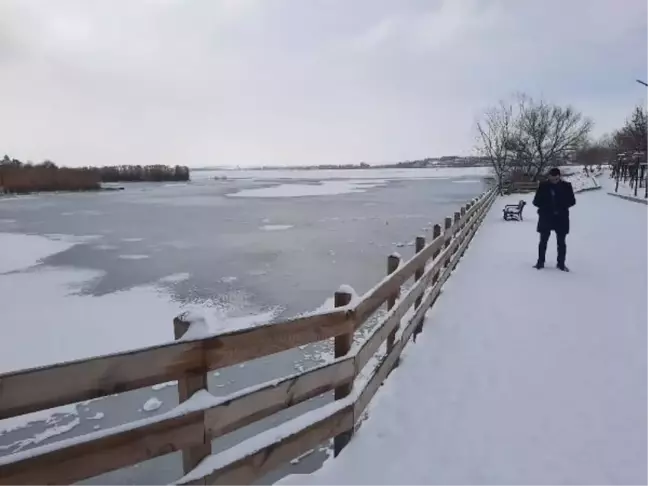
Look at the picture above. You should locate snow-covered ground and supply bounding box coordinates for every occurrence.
[281,189,647,485]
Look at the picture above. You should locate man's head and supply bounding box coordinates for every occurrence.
[548,168,561,184]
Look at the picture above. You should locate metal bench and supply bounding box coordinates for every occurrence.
[503,200,526,221]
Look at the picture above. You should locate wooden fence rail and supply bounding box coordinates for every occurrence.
[0,188,497,485]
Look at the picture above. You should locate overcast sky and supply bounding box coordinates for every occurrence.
[0,0,646,168]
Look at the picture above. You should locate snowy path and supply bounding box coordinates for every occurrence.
[283,189,647,485]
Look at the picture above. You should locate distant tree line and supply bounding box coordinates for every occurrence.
[0,156,100,193]
[1,156,191,194]
[95,164,190,182]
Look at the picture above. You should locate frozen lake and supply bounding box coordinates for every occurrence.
[0,167,489,483]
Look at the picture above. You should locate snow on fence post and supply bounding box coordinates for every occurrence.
[443,217,453,268]
[333,289,354,457]
[412,236,426,342]
[385,253,402,359]
[173,316,211,482]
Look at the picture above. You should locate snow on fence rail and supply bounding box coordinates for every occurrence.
[0,189,497,485]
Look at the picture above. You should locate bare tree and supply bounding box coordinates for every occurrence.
[476,100,517,192]
[476,94,592,183]
[513,95,592,179]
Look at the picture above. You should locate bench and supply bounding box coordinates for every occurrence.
[503,200,526,221]
[504,181,539,194]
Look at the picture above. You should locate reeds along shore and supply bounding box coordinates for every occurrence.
[0,162,191,194]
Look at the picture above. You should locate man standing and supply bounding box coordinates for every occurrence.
[532,167,576,271]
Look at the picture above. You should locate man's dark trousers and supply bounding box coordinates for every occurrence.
[538,230,566,266]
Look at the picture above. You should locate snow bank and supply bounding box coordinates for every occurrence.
[564,170,600,193]
[0,233,76,274]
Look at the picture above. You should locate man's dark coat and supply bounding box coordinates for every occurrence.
[532,180,576,234]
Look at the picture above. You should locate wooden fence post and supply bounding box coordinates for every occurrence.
[452,212,461,256]
[412,236,426,342]
[333,289,353,457]
[443,217,452,268]
[431,224,442,286]
[385,253,402,370]
[173,317,210,483]
[459,203,472,256]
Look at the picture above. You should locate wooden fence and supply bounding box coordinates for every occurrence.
[0,189,497,485]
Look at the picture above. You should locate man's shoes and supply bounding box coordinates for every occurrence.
[557,263,570,272]
[533,262,544,269]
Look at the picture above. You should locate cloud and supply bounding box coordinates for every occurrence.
[0,0,645,167]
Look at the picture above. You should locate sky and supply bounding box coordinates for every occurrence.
[0,0,646,168]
